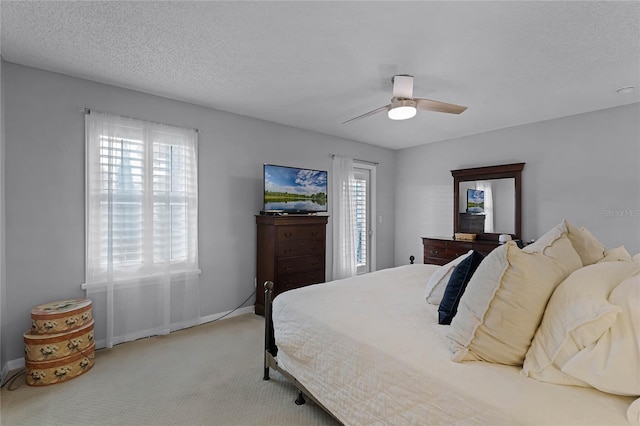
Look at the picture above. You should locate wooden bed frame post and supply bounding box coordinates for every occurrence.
[263,280,274,381]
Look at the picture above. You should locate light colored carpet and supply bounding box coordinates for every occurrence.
[0,314,339,426]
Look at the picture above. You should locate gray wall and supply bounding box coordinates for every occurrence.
[395,103,640,265]
[1,57,6,377]
[2,62,396,362]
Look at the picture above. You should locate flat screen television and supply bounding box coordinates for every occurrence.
[263,164,328,214]
[466,189,485,214]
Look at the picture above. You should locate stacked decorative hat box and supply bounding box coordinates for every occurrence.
[23,299,95,386]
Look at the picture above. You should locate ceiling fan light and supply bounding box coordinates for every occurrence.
[388,105,417,120]
[388,99,417,120]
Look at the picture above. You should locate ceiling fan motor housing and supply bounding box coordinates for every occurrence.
[392,75,415,98]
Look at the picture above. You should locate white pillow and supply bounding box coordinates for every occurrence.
[597,246,633,263]
[424,250,473,305]
[564,219,605,266]
[448,222,582,365]
[561,272,640,396]
[521,261,640,386]
[634,253,640,263]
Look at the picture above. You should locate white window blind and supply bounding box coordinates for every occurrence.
[98,135,145,268]
[84,111,200,348]
[354,177,367,267]
[85,113,198,282]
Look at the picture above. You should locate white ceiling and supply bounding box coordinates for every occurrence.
[1,1,639,150]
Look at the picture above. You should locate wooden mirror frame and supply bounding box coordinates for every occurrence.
[452,163,525,242]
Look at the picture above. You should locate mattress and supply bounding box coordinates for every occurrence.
[272,264,634,425]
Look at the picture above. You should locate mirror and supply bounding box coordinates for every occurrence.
[452,163,524,241]
[458,178,515,234]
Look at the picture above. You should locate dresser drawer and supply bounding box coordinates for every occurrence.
[277,239,324,258]
[422,237,500,265]
[277,255,324,275]
[424,240,472,260]
[277,225,324,241]
[277,271,325,293]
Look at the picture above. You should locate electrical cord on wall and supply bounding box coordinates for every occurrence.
[205,289,257,324]
[1,368,25,390]
[1,289,257,390]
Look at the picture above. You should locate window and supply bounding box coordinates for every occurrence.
[353,165,375,275]
[85,112,198,284]
[84,111,200,348]
[354,174,367,270]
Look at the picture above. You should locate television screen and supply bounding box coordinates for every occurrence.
[467,189,485,213]
[263,164,328,213]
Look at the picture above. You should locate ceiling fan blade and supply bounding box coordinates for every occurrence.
[392,75,414,99]
[415,98,467,114]
[342,105,389,124]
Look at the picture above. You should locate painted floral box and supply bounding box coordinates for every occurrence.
[30,298,93,335]
[25,343,95,386]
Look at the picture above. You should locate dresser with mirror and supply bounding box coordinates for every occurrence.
[423,163,525,265]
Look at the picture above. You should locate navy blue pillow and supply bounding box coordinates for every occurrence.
[438,250,485,325]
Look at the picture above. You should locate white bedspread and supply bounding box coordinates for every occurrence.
[272,264,634,425]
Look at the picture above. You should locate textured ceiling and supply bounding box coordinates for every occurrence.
[1,1,639,150]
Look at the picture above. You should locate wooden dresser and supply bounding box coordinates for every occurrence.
[422,237,500,265]
[458,213,486,233]
[255,215,328,315]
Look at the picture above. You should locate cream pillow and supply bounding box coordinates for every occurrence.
[424,251,473,305]
[564,219,605,266]
[561,272,640,396]
[521,261,640,385]
[597,246,633,263]
[448,222,582,365]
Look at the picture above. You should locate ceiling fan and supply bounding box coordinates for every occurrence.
[342,75,467,124]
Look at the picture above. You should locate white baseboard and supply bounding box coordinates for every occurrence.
[8,357,25,371]
[1,362,7,385]
[1,357,25,385]
[2,306,256,376]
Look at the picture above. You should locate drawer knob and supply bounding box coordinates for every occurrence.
[430,249,439,255]
[283,232,293,238]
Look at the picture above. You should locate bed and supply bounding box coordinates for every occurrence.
[262,221,640,425]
